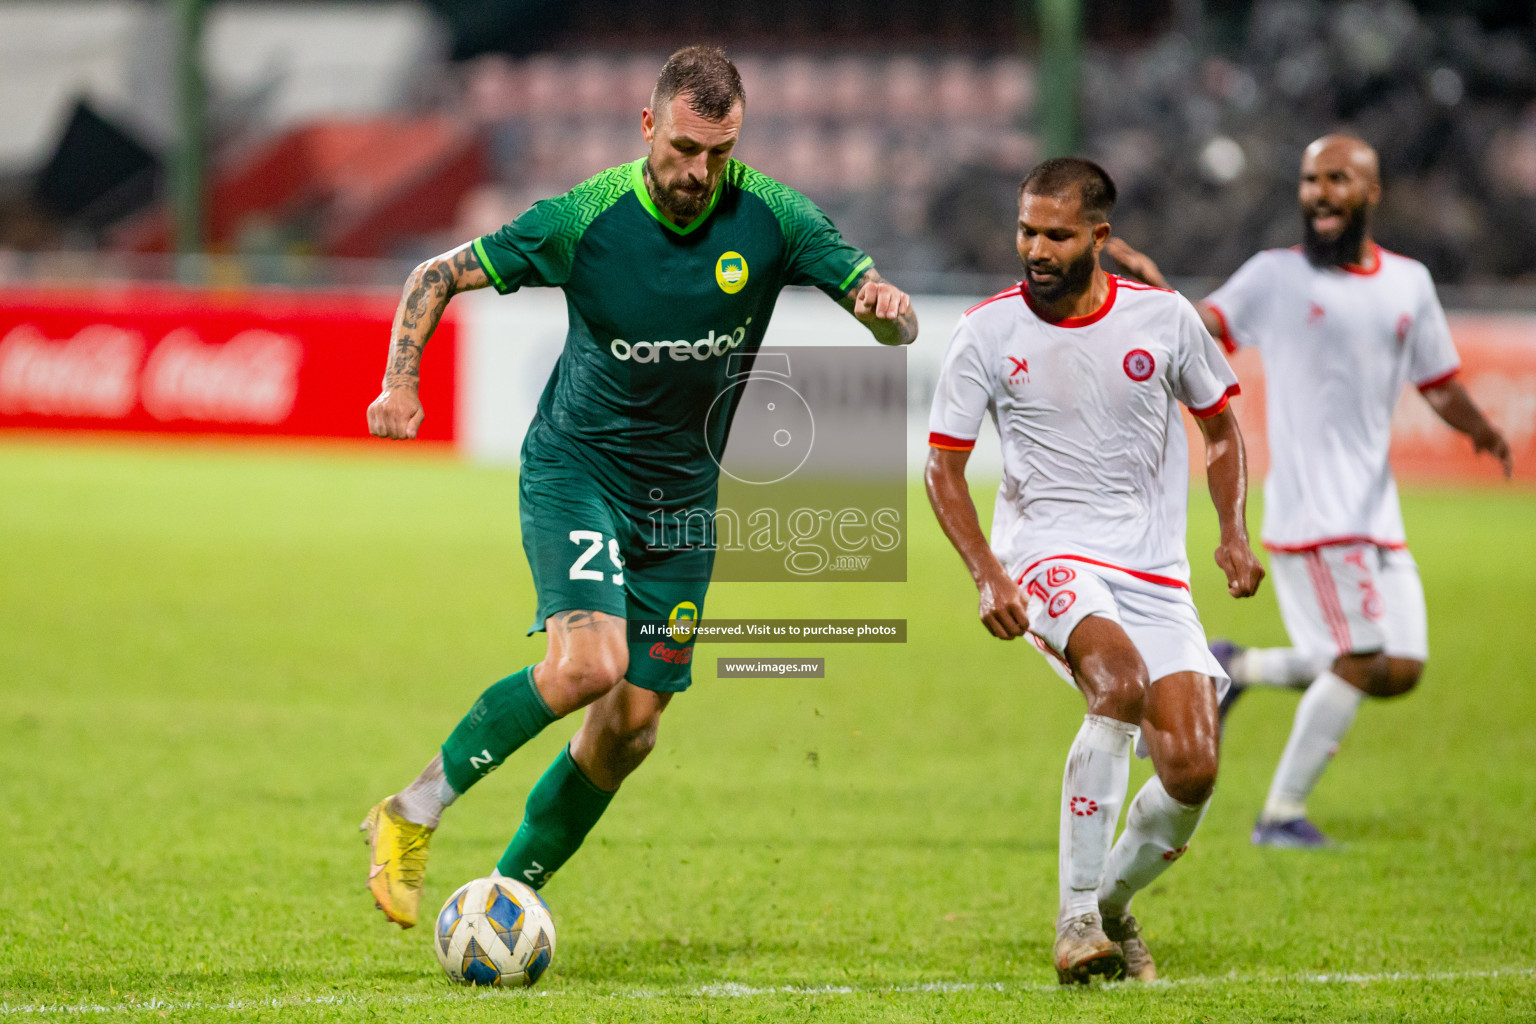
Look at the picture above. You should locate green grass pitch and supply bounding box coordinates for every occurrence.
[1,437,1533,1022]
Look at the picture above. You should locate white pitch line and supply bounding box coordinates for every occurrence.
[3,967,1532,1016]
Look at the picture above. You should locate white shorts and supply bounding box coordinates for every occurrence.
[1268,544,1428,661]
[1016,557,1230,701]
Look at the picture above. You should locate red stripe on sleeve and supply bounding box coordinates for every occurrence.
[1415,367,1460,392]
[928,432,976,451]
[1205,303,1238,354]
[1190,383,1241,419]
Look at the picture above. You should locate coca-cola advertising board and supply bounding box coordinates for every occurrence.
[0,287,455,441]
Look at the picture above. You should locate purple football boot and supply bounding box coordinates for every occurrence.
[1209,639,1246,727]
[1251,817,1336,849]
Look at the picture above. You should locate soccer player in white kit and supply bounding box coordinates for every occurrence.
[927,158,1266,984]
[1108,135,1513,849]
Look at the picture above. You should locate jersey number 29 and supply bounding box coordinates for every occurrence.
[569,530,625,585]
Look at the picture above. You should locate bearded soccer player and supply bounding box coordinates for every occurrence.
[927,158,1264,983]
[359,46,917,927]
[1109,135,1513,849]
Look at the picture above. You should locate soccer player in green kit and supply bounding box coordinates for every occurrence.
[360,45,918,928]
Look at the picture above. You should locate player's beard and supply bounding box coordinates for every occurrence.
[644,159,714,222]
[1302,202,1370,269]
[1023,246,1096,305]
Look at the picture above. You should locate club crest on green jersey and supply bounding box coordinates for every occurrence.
[716,252,748,294]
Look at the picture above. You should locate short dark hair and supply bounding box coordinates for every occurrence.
[652,45,745,121]
[1019,157,1118,222]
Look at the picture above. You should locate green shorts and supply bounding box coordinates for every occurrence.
[519,460,713,693]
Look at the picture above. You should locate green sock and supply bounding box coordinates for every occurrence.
[497,745,614,889]
[441,666,557,794]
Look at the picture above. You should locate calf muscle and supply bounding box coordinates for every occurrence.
[570,683,673,792]
[1140,672,1220,804]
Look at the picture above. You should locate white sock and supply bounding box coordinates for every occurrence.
[1261,671,1364,822]
[1230,647,1328,687]
[393,752,458,829]
[1059,714,1136,922]
[1097,775,1209,916]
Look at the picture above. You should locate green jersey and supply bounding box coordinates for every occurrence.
[473,158,872,511]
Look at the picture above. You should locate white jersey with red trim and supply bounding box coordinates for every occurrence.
[929,274,1240,585]
[1204,244,1460,552]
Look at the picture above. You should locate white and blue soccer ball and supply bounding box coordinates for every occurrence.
[433,875,556,987]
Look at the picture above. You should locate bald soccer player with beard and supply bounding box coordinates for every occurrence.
[1109,135,1513,849]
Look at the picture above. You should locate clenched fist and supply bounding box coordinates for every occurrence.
[978,571,1030,640]
[367,387,425,440]
[852,280,912,324]
[1214,538,1265,598]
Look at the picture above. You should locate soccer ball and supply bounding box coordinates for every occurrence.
[432,876,556,987]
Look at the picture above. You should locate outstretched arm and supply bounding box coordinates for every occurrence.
[1194,406,1266,598]
[1420,378,1513,478]
[838,268,918,347]
[1105,237,1226,340]
[367,242,492,440]
[924,447,1028,639]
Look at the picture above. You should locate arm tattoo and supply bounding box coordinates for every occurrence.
[382,244,486,389]
[549,609,621,635]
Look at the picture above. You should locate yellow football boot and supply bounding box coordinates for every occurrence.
[360,797,434,928]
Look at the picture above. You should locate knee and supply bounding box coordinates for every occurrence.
[1378,658,1423,698]
[1333,652,1386,696]
[1066,618,1149,724]
[541,650,628,708]
[1159,749,1218,805]
[1337,652,1421,698]
[1086,675,1145,724]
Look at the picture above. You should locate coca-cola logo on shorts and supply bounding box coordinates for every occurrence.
[648,641,693,665]
[1123,348,1156,382]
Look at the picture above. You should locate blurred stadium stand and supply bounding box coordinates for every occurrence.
[0,0,1533,300]
[111,117,485,259]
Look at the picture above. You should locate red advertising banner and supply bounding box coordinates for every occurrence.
[0,286,455,441]
[1185,313,1536,485]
